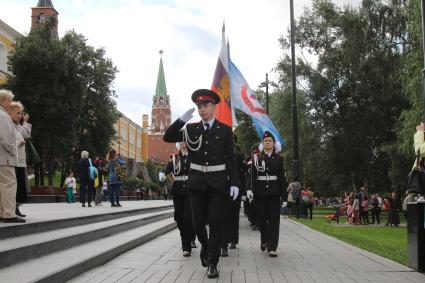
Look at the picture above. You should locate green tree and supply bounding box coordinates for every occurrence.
[6,25,118,186]
[276,0,409,194]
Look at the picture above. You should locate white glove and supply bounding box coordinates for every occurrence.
[230,186,239,201]
[179,108,195,123]
[241,196,247,201]
[246,190,254,200]
[159,172,166,182]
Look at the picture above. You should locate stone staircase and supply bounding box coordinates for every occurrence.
[0,204,176,283]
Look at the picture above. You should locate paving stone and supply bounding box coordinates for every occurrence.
[70,213,425,283]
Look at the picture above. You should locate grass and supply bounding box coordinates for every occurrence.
[293,209,407,266]
[29,171,67,188]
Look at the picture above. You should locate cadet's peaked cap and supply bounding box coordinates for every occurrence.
[262,131,275,142]
[191,89,220,105]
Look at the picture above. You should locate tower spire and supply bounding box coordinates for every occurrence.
[155,50,167,97]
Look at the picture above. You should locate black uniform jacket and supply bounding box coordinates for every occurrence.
[163,152,190,196]
[248,152,287,198]
[163,118,239,191]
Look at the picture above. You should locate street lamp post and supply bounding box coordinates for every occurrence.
[259,73,278,115]
[290,0,300,178]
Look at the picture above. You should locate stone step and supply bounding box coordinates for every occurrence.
[0,203,173,239]
[0,217,176,283]
[0,209,174,269]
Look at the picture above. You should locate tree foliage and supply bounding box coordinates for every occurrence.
[5,24,118,186]
[272,0,413,195]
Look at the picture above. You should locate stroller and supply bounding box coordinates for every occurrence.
[326,205,346,224]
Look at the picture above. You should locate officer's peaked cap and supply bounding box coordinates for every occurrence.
[191,89,220,105]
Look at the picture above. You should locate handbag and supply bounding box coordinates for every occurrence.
[25,139,41,164]
[407,150,425,194]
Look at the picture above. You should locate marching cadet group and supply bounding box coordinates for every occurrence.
[161,89,287,279]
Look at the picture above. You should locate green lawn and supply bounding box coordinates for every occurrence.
[294,212,407,265]
[29,171,68,188]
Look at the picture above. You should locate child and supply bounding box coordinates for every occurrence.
[65,171,76,204]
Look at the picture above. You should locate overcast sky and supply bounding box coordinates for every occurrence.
[0,0,361,124]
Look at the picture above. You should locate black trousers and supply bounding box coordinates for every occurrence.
[190,187,226,265]
[15,167,27,203]
[80,179,94,204]
[221,198,241,247]
[305,203,313,220]
[173,194,195,252]
[255,195,281,251]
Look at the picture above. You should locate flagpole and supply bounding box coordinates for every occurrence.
[290,0,300,179]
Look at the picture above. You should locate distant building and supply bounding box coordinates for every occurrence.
[111,111,144,162]
[147,51,176,163]
[0,20,22,85]
[31,0,59,35]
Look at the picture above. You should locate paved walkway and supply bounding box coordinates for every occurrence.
[0,200,173,227]
[69,215,425,283]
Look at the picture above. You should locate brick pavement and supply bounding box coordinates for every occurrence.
[70,215,425,283]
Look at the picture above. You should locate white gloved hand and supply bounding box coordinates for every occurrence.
[179,108,195,123]
[241,196,247,202]
[230,186,239,201]
[159,172,166,182]
[246,190,254,200]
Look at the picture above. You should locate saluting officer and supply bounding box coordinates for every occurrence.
[247,131,287,257]
[163,89,239,279]
[159,142,196,257]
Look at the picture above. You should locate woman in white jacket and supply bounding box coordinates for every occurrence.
[0,89,24,223]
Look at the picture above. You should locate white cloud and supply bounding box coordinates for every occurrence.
[0,0,362,124]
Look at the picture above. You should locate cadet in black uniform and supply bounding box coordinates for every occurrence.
[247,131,287,257]
[163,89,239,279]
[159,142,196,257]
[221,135,246,257]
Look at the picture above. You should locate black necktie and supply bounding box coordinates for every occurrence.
[204,123,210,133]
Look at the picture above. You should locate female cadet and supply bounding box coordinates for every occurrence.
[246,131,287,257]
[159,142,196,256]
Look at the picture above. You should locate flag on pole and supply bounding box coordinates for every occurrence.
[229,59,284,145]
[211,22,234,127]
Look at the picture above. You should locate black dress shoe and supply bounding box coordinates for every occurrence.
[16,208,26,218]
[111,203,116,207]
[207,264,219,279]
[116,203,122,207]
[229,243,237,249]
[3,217,26,223]
[88,203,92,207]
[260,243,267,251]
[200,245,208,267]
[191,241,197,248]
[82,203,86,207]
[220,247,228,257]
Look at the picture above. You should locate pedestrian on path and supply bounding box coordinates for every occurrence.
[0,90,25,223]
[9,101,28,218]
[248,131,287,257]
[159,142,196,257]
[287,177,301,219]
[64,170,76,203]
[163,89,240,279]
[78,151,94,207]
[107,149,125,207]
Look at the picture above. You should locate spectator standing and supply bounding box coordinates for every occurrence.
[371,194,381,224]
[78,151,93,207]
[8,102,28,218]
[107,149,125,207]
[64,170,76,203]
[304,187,314,220]
[402,191,414,220]
[352,194,360,225]
[360,195,370,224]
[0,90,24,223]
[287,177,302,219]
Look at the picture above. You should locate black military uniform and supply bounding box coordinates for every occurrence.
[162,151,195,255]
[163,89,239,277]
[249,132,287,256]
[221,143,246,255]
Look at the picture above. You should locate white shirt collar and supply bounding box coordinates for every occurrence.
[202,118,215,129]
